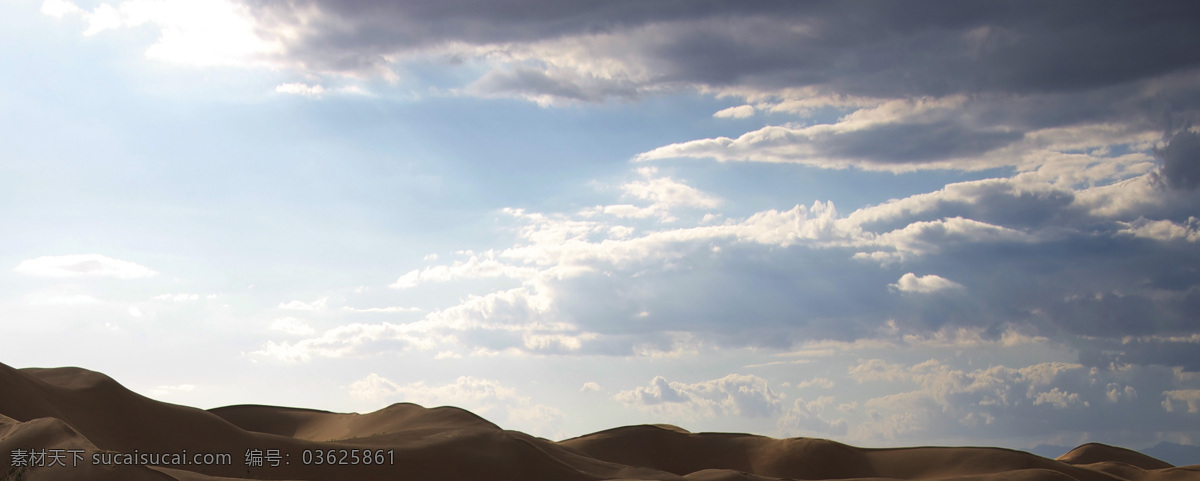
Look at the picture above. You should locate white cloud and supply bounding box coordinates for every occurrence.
[253,283,590,361]
[390,254,538,289]
[347,373,401,402]
[713,105,755,119]
[1032,387,1089,408]
[622,167,720,209]
[1105,383,1137,403]
[580,381,602,393]
[419,286,558,332]
[777,396,848,436]
[1162,390,1200,414]
[252,322,442,363]
[1118,217,1200,243]
[898,327,1048,348]
[635,95,1160,174]
[278,297,328,311]
[580,167,721,222]
[614,374,784,420]
[870,217,1031,260]
[147,384,195,397]
[275,83,325,97]
[843,359,1146,442]
[14,254,157,279]
[889,273,965,294]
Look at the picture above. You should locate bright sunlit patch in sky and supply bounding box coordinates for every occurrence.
[43,0,280,66]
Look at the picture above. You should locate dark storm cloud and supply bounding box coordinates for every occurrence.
[242,0,1200,172]
[1156,129,1200,190]
[244,0,800,72]
[245,0,1200,105]
[249,0,789,46]
[926,232,1199,337]
[1085,337,1200,372]
[468,67,640,103]
[814,121,1024,164]
[641,1,1200,97]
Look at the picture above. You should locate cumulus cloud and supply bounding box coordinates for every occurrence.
[841,358,1200,445]
[347,372,401,402]
[1162,390,1200,414]
[252,283,601,361]
[580,167,721,222]
[636,101,1031,172]
[1118,217,1200,243]
[390,253,538,289]
[636,95,1169,174]
[777,396,847,436]
[621,167,720,209]
[14,254,157,279]
[713,105,755,119]
[890,273,965,294]
[259,155,1197,360]
[614,374,784,420]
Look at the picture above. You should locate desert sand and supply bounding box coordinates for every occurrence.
[1,362,1196,481]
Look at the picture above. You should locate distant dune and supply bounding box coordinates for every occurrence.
[2,362,1197,481]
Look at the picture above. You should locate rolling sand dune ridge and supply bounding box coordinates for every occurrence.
[1,362,1196,481]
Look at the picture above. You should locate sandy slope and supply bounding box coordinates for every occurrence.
[1,362,1196,481]
[208,402,501,442]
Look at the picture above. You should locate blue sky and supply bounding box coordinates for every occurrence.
[3,0,1199,453]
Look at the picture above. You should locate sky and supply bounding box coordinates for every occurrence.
[2,0,1199,454]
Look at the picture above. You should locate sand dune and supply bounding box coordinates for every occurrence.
[2,362,1196,481]
[1057,443,1175,470]
[209,402,501,442]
